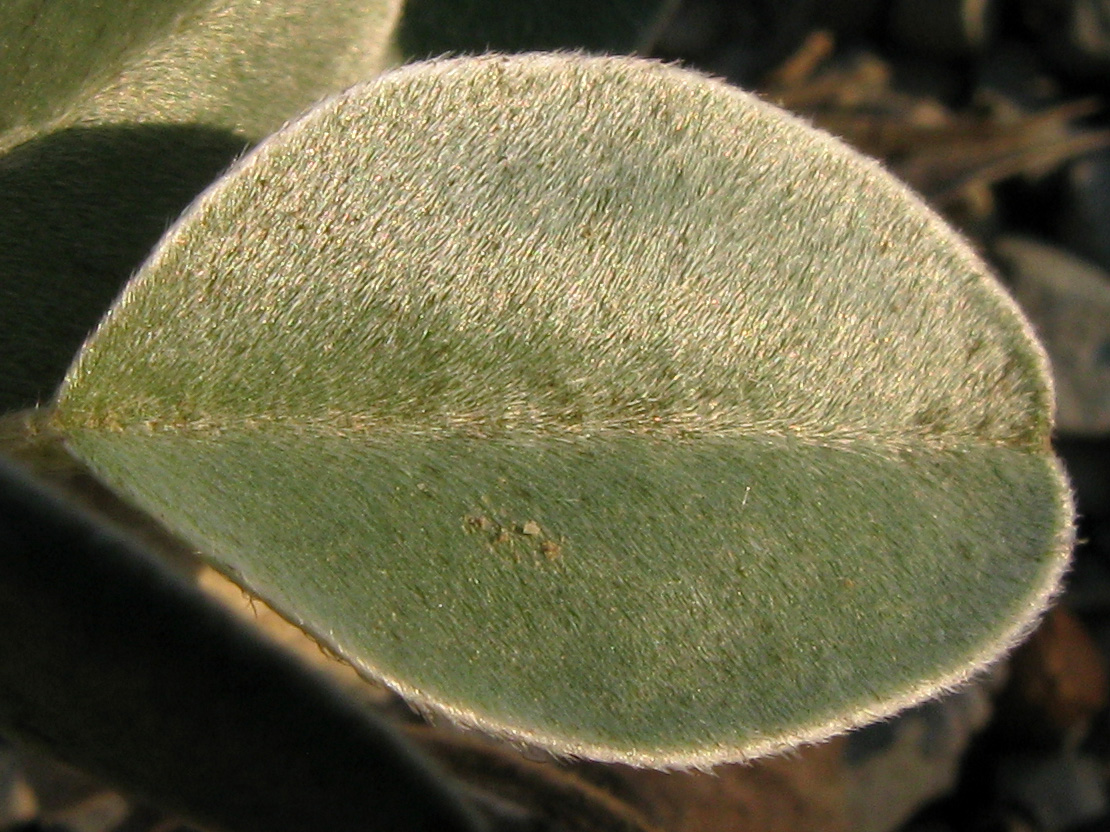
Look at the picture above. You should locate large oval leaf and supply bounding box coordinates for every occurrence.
[53,54,1073,766]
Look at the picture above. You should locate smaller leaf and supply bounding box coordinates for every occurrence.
[0,0,202,145]
[0,0,403,411]
[1,0,402,151]
[0,124,248,412]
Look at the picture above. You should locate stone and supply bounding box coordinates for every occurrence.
[993,235,1110,435]
[597,678,997,832]
[889,0,999,58]
[607,737,854,832]
[995,751,1108,830]
[841,680,998,832]
[1060,149,1110,276]
[994,606,1109,748]
[1021,0,1110,82]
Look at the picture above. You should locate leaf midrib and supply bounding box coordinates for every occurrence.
[57,408,1044,456]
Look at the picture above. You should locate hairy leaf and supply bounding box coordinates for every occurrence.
[0,0,401,411]
[54,54,1073,766]
[1,0,205,145]
[1,0,401,150]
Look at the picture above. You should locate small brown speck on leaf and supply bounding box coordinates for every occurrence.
[464,514,495,533]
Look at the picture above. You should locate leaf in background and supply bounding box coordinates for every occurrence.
[0,0,401,411]
[54,54,1073,766]
[393,0,679,59]
[1,0,206,146]
[0,0,402,152]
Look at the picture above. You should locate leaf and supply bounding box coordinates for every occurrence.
[0,0,401,411]
[53,54,1073,766]
[1,0,205,145]
[393,0,679,59]
[1,0,402,151]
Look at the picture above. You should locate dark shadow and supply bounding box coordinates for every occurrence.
[0,123,251,412]
[0,457,488,832]
[393,0,664,59]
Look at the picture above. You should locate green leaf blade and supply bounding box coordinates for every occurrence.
[56,428,1069,764]
[1,0,402,148]
[54,54,1073,765]
[0,0,205,142]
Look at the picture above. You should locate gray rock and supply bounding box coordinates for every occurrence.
[1021,0,1110,82]
[995,751,1108,831]
[993,236,1110,435]
[1060,149,1110,276]
[843,679,998,832]
[889,0,999,58]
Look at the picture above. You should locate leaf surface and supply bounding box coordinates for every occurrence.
[54,54,1073,766]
